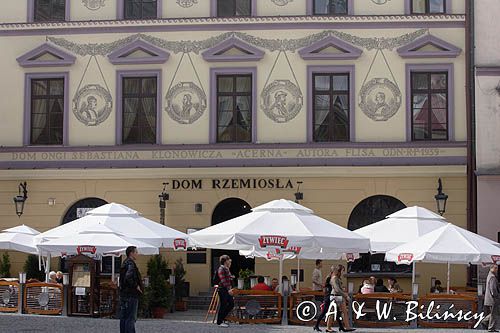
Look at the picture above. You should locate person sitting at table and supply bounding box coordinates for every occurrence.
[374,278,389,292]
[56,271,63,284]
[361,279,374,294]
[271,278,279,292]
[430,279,444,293]
[48,271,57,284]
[388,277,403,293]
[252,276,271,291]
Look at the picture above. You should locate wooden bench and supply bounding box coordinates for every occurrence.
[353,293,412,328]
[0,281,20,313]
[24,282,63,315]
[226,290,282,324]
[417,293,478,329]
[288,291,324,326]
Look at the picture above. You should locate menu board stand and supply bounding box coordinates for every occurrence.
[67,255,99,317]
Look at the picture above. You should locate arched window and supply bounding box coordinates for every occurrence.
[347,195,411,274]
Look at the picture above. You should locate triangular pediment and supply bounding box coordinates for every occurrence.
[397,35,462,58]
[17,43,76,68]
[202,37,264,62]
[299,36,362,60]
[108,39,170,65]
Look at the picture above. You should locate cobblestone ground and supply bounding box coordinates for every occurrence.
[0,312,486,333]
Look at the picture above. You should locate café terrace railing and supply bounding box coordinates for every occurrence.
[0,281,21,313]
[226,290,282,324]
[24,282,64,315]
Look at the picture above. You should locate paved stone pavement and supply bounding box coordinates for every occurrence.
[0,312,486,333]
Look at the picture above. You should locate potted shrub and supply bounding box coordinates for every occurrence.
[23,254,45,281]
[238,268,254,290]
[143,255,172,318]
[174,258,188,311]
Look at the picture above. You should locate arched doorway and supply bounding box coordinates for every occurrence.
[211,198,254,278]
[60,197,117,272]
[347,195,410,274]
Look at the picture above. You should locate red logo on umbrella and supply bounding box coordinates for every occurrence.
[492,255,500,264]
[77,246,96,255]
[398,253,413,262]
[173,238,187,251]
[258,235,289,248]
[346,253,355,262]
[283,246,302,254]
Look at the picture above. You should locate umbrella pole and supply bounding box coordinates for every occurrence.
[447,262,450,294]
[412,261,416,285]
[45,255,51,283]
[111,256,115,283]
[279,256,283,294]
[297,257,300,292]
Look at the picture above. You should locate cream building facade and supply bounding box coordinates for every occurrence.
[0,0,468,296]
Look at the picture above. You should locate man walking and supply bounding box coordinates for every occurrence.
[216,255,234,328]
[484,264,499,332]
[312,259,323,291]
[119,246,143,333]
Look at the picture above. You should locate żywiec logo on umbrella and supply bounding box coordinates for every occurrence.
[346,253,355,262]
[282,246,302,254]
[173,238,187,251]
[77,246,96,255]
[258,235,289,248]
[397,253,414,264]
[492,255,500,264]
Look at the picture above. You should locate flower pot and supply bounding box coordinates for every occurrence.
[152,307,167,318]
[175,300,188,311]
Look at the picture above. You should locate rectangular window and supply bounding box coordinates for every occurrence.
[34,0,66,22]
[313,0,348,15]
[313,73,350,142]
[30,78,64,145]
[216,74,252,143]
[122,76,157,144]
[217,0,252,17]
[124,0,158,19]
[411,72,448,141]
[411,0,445,14]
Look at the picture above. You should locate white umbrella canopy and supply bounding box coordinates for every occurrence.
[37,224,159,257]
[35,203,189,250]
[385,223,500,293]
[190,199,370,252]
[0,225,40,254]
[385,223,500,265]
[3,225,40,236]
[354,206,447,253]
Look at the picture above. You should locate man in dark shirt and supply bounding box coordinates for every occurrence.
[119,246,143,333]
[216,255,234,327]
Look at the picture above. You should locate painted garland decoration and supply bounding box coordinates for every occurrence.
[261,80,303,123]
[176,0,198,8]
[73,84,113,126]
[359,78,401,121]
[271,0,294,6]
[165,82,207,124]
[82,0,106,11]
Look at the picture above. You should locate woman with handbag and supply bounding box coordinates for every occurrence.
[326,264,355,332]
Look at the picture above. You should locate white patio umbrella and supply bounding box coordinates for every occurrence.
[190,199,370,292]
[354,206,448,285]
[385,223,500,293]
[37,224,159,282]
[36,203,189,249]
[0,225,40,254]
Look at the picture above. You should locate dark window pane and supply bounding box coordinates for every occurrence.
[30,77,64,145]
[236,76,252,92]
[412,73,428,90]
[218,77,233,92]
[431,74,447,89]
[412,0,426,13]
[218,0,251,17]
[314,0,347,15]
[122,77,157,144]
[313,73,350,142]
[315,76,330,91]
[34,0,65,22]
[124,0,157,19]
[235,0,251,16]
[216,74,252,143]
[429,0,445,13]
[411,72,448,141]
